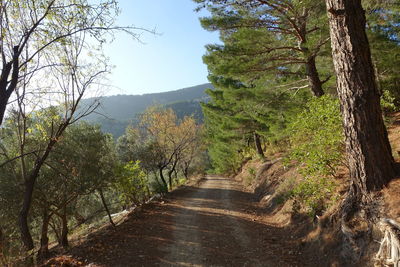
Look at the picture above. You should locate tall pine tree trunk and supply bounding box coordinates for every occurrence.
[298,9,325,98]
[325,0,396,198]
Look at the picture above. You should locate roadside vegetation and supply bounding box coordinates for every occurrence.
[0,1,205,265]
[0,105,206,265]
[196,0,400,265]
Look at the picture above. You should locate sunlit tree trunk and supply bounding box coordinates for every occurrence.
[0,46,19,126]
[325,0,396,199]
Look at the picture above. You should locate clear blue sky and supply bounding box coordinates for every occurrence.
[103,0,219,96]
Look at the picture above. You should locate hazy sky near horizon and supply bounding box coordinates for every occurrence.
[102,0,219,96]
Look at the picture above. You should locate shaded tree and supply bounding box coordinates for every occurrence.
[33,122,117,256]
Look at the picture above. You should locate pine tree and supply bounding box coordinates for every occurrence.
[195,0,333,97]
[326,0,396,200]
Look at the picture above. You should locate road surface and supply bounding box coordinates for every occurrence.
[67,177,301,266]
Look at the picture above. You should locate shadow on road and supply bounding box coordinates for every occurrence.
[66,178,301,267]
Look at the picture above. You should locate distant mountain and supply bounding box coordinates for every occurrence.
[80,83,213,138]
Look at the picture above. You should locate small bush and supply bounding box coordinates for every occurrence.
[114,161,149,206]
[148,174,168,194]
[289,176,337,217]
[286,95,344,216]
[381,90,398,113]
[245,167,257,185]
[149,180,168,194]
[177,177,187,185]
[287,95,344,177]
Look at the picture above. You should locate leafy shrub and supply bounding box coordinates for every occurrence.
[245,167,257,185]
[147,173,168,194]
[149,180,168,195]
[177,178,187,186]
[286,95,344,215]
[289,176,337,217]
[287,95,344,177]
[381,90,398,113]
[114,161,149,206]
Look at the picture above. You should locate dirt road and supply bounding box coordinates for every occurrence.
[162,176,284,266]
[67,177,301,267]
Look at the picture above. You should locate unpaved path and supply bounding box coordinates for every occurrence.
[65,177,302,267]
[163,177,278,266]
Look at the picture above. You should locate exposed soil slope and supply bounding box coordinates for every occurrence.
[45,177,303,267]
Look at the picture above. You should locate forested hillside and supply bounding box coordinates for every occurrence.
[81,83,212,137]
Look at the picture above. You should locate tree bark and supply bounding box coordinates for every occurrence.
[159,167,168,192]
[19,177,36,251]
[168,157,179,190]
[49,219,61,245]
[60,207,69,248]
[0,94,10,126]
[0,46,20,126]
[325,0,396,196]
[254,132,265,158]
[37,208,51,262]
[305,56,325,97]
[297,8,325,98]
[19,137,59,251]
[98,189,115,227]
[182,165,189,179]
[0,227,4,265]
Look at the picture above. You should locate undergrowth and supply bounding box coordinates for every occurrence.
[245,167,257,186]
[284,95,344,216]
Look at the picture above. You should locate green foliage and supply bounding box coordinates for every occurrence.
[0,116,121,259]
[195,0,400,218]
[366,4,400,111]
[114,161,149,206]
[201,88,244,174]
[196,0,335,174]
[285,95,343,216]
[116,107,205,192]
[245,167,256,186]
[287,95,344,177]
[381,86,398,113]
[148,179,168,195]
[289,176,337,217]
